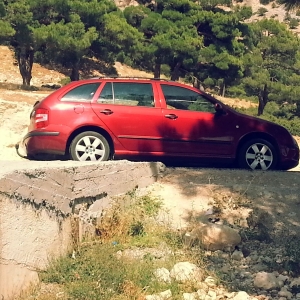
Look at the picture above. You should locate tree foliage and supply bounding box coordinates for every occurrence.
[124,1,203,79]
[34,13,98,81]
[0,0,300,122]
[239,19,300,115]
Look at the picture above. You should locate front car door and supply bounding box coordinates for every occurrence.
[91,81,165,154]
[159,83,235,158]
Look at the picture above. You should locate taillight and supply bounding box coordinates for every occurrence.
[34,108,49,128]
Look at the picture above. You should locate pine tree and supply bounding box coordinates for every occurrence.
[241,19,300,115]
[1,0,35,85]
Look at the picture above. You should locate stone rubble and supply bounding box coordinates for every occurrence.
[116,217,300,300]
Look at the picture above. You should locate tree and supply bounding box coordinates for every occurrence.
[257,7,268,16]
[1,0,36,85]
[192,5,252,95]
[123,1,203,79]
[99,11,144,71]
[34,13,98,81]
[33,0,141,80]
[240,19,300,115]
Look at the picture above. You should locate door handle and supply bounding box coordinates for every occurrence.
[165,114,178,120]
[100,109,113,115]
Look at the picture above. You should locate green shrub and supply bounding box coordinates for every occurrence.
[59,77,71,86]
[203,77,215,88]
[227,85,247,98]
[21,84,39,91]
[38,191,198,300]
[41,244,159,299]
[116,51,126,63]
[289,18,299,29]
[161,64,171,77]
[257,7,268,16]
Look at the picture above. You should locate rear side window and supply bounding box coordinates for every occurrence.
[61,83,100,102]
[97,82,154,107]
[161,84,215,113]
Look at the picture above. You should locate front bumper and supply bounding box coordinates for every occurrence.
[279,140,299,170]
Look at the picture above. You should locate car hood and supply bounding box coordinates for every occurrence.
[228,108,294,143]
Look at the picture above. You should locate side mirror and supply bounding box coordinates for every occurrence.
[214,103,223,113]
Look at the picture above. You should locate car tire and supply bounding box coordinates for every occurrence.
[70,131,110,162]
[238,138,277,170]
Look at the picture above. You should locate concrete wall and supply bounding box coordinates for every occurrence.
[0,160,164,299]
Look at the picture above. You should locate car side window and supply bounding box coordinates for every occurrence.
[97,82,154,107]
[161,84,215,113]
[61,83,100,102]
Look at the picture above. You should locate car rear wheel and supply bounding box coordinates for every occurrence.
[70,131,110,161]
[238,139,277,170]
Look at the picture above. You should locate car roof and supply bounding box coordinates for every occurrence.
[89,76,173,82]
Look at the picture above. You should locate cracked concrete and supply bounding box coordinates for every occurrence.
[0,160,164,299]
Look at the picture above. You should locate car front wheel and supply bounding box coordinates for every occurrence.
[238,139,277,170]
[70,131,110,161]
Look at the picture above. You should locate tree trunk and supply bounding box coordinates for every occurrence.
[257,84,268,116]
[192,77,200,89]
[17,46,34,86]
[171,62,181,81]
[70,61,80,81]
[154,63,161,79]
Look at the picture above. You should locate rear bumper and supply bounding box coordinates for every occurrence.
[17,131,66,157]
[23,131,60,139]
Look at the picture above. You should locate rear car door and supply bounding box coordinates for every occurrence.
[91,81,165,153]
[159,84,235,157]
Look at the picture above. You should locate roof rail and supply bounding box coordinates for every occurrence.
[92,76,172,81]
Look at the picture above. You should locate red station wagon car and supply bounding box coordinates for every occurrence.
[17,77,299,170]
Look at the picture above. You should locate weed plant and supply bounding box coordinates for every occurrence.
[35,190,206,300]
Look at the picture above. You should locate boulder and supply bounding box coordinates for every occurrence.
[231,250,244,261]
[186,223,241,251]
[170,262,203,283]
[232,291,251,300]
[145,289,172,300]
[253,272,281,290]
[153,268,171,284]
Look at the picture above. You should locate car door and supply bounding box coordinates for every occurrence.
[159,84,235,157]
[91,81,165,153]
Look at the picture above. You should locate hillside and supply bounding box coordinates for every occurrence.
[0,46,256,107]
[114,0,300,32]
[0,46,152,88]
